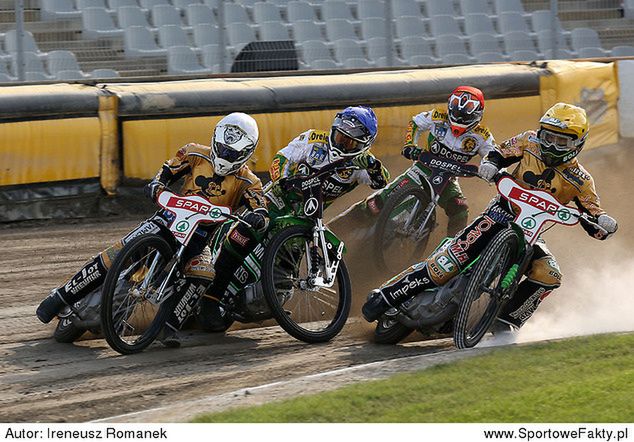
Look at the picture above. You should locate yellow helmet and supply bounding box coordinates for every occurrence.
[538,103,589,167]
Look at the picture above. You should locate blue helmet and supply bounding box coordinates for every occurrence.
[329,106,378,159]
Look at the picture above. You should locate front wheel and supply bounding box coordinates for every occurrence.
[262,225,351,343]
[453,228,519,349]
[101,234,176,355]
[374,185,435,274]
[374,313,414,344]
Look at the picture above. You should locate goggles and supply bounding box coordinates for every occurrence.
[538,129,579,152]
[214,141,253,162]
[332,128,368,153]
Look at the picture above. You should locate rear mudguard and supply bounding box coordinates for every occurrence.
[271,215,346,254]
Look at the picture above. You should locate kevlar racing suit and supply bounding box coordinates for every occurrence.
[265,129,390,217]
[369,130,612,328]
[41,143,268,333]
[402,108,496,235]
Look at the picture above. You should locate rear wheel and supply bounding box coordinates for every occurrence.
[262,225,351,343]
[374,313,414,344]
[374,185,435,273]
[101,234,176,355]
[453,228,519,349]
[53,317,85,343]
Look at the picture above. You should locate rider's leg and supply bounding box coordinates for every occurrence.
[363,214,503,321]
[496,243,562,329]
[36,218,167,323]
[158,245,215,347]
[198,223,258,331]
[438,178,469,237]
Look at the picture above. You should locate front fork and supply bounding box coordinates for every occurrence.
[147,244,185,305]
[304,219,344,289]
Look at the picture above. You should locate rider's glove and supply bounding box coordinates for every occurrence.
[597,214,618,234]
[478,160,499,182]
[242,211,269,233]
[145,179,165,202]
[401,144,421,161]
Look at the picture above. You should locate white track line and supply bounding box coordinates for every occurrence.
[93,347,489,423]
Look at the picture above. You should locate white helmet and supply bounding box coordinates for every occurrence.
[210,112,259,176]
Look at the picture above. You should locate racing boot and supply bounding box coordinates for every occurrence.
[362,289,393,322]
[497,280,555,329]
[197,295,228,332]
[36,289,69,323]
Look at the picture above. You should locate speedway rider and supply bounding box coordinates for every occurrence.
[362,103,618,331]
[36,112,269,347]
[197,106,391,330]
[401,86,496,236]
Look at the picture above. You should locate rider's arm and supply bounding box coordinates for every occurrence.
[153,144,195,186]
[572,168,617,240]
[402,111,434,159]
[484,131,534,168]
[474,125,497,160]
[237,169,270,232]
[269,132,313,181]
[354,152,390,190]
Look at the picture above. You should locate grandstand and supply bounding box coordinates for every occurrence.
[0,0,633,81]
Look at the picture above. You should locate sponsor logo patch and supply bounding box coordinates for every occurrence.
[230,228,250,247]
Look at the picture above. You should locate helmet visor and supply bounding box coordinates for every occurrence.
[214,141,252,163]
[332,128,367,154]
[539,129,577,152]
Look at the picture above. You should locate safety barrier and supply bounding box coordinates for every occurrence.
[0,60,620,221]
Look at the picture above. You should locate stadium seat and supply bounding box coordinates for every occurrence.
[503,31,538,53]
[344,58,372,68]
[11,52,54,78]
[459,0,492,16]
[441,53,472,64]
[152,5,186,28]
[469,33,502,56]
[407,54,438,65]
[91,68,121,77]
[611,45,634,57]
[77,0,110,11]
[25,71,51,81]
[333,38,366,63]
[576,47,607,58]
[436,35,470,58]
[108,0,138,10]
[498,12,531,34]
[193,23,220,47]
[172,0,201,10]
[293,20,324,43]
[494,0,525,14]
[235,0,258,7]
[425,0,455,17]
[158,24,192,48]
[47,50,84,76]
[118,6,153,30]
[400,35,434,60]
[571,28,607,54]
[358,0,384,19]
[253,2,283,23]
[509,49,540,61]
[392,0,421,17]
[56,69,87,80]
[301,40,335,64]
[395,15,427,39]
[167,45,211,74]
[202,0,218,9]
[326,19,358,41]
[366,37,390,62]
[361,17,388,40]
[41,0,82,20]
[475,51,506,62]
[309,58,339,69]
[124,25,167,57]
[259,21,291,41]
[464,13,497,36]
[140,0,169,10]
[4,30,42,54]
[0,72,16,82]
[224,3,250,24]
[200,43,221,70]
[430,15,462,38]
[288,1,318,22]
[377,55,405,66]
[323,0,355,21]
[226,22,257,51]
[82,7,124,39]
[536,29,570,54]
[542,48,575,59]
[531,10,567,34]
[186,4,216,26]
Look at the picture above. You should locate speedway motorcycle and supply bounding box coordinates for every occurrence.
[375,171,605,349]
[99,164,352,354]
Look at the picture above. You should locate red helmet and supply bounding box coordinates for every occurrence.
[447,86,485,137]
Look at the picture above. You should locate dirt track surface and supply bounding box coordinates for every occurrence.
[1,141,633,423]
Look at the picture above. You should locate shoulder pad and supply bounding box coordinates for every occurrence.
[431,109,448,121]
[473,125,492,139]
[307,130,330,144]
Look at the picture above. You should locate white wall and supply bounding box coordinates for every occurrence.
[618,60,634,138]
